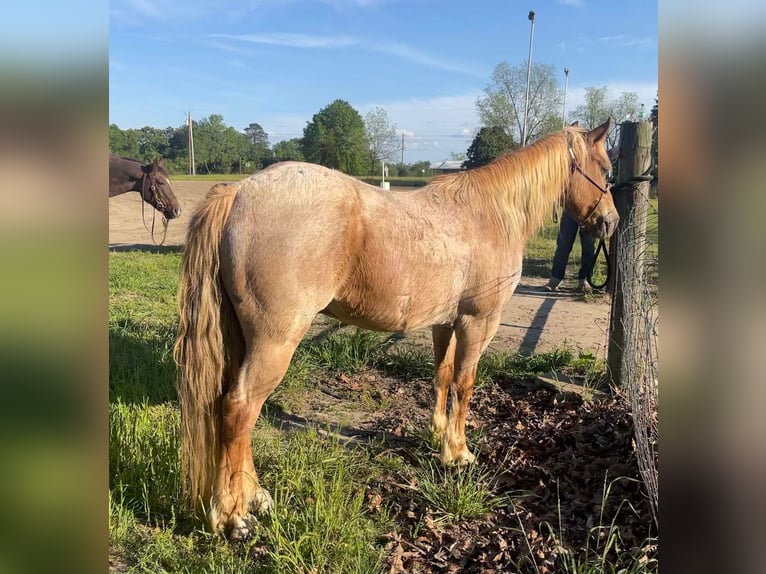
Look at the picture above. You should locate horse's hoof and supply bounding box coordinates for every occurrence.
[441,445,476,466]
[227,513,258,542]
[250,488,273,514]
[457,449,476,465]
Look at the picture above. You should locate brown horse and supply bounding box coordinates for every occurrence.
[174,119,618,539]
[109,154,181,219]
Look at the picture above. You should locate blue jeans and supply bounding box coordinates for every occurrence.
[550,211,596,281]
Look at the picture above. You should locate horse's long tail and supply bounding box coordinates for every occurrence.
[174,182,242,516]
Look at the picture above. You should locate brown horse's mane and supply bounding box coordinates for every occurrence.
[110,154,169,176]
[427,127,588,240]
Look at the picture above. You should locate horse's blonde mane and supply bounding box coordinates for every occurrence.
[427,127,588,240]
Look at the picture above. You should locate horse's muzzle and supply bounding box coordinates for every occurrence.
[166,206,182,219]
[596,210,619,239]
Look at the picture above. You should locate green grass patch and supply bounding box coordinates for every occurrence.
[172,173,248,181]
[477,348,574,387]
[109,250,649,572]
[412,457,507,523]
[253,429,386,573]
[109,401,181,523]
[309,327,388,376]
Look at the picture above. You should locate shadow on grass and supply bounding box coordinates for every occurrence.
[109,243,184,254]
[109,321,178,405]
[521,257,552,278]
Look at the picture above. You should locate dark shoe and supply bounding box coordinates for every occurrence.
[544,278,561,292]
[578,279,592,293]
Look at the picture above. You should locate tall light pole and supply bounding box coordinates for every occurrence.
[562,67,570,128]
[521,9,536,147]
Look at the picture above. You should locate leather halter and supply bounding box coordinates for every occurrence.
[568,145,611,229]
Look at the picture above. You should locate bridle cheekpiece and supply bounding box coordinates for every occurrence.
[567,143,611,229]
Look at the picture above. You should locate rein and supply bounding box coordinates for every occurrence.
[140,170,169,246]
[583,163,656,290]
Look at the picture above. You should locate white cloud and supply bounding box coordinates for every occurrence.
[357,94,480,161]
[209,33,481,76]
[558,0,585,6]
[211,32,356,49]
[129,0,164,17]
[596,34,656,49]
[369,43,484,77]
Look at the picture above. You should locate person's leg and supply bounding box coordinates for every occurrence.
[547,212,578,290]
[577,228,597,281]
[577,227,597,291]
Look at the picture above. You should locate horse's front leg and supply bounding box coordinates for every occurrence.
[441,314,501,465]
[429,325,456,440]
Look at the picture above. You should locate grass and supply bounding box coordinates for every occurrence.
[476,348,575,387]
[109,250,654,572]
[412,455,508,523]
[530,476,658,574]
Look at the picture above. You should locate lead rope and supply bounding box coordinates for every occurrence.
[586,238,610,289]
[585,162,655,290]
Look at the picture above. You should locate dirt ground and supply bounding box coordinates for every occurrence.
[109,180,612,358]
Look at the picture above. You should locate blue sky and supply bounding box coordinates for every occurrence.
[109,0,657,163]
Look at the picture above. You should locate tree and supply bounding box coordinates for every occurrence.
[244,122,274,168]
[570,87,641,149]
[449,152,466,162]
[302,99,367,175]
[192,114,253,174]
[476,61,563,145]
[570,86,610,130]
[364,107,398,175]
[135,126,171,161]
[109,123,140,158]
[463,126,516,170]
[273,138,305,162]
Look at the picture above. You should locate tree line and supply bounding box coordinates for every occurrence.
[465,60,657,176]
[110,100,421,177]
[110,60,657,179]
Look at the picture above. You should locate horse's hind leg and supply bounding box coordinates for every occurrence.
[429,325,456,440]
[210,333,305,540]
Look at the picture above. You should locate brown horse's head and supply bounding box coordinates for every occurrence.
[143,159,182,219]
[565,118,619,239]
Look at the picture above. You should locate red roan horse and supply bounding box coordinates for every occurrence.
[109,155,181,220]
[175,119,618,539]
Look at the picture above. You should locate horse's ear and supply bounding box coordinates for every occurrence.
[587,117,612,145]
[152,158,162,169]
[569,121,580,128]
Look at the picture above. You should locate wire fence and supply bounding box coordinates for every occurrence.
[612,184,658,526]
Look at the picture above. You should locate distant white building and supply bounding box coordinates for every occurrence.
[429,160,464,174]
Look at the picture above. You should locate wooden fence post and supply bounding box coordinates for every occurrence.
[607,120,653,386]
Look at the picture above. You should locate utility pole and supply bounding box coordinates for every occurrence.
[521,10,536,147]
[187,111,196,176]
[562,67,570,128]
